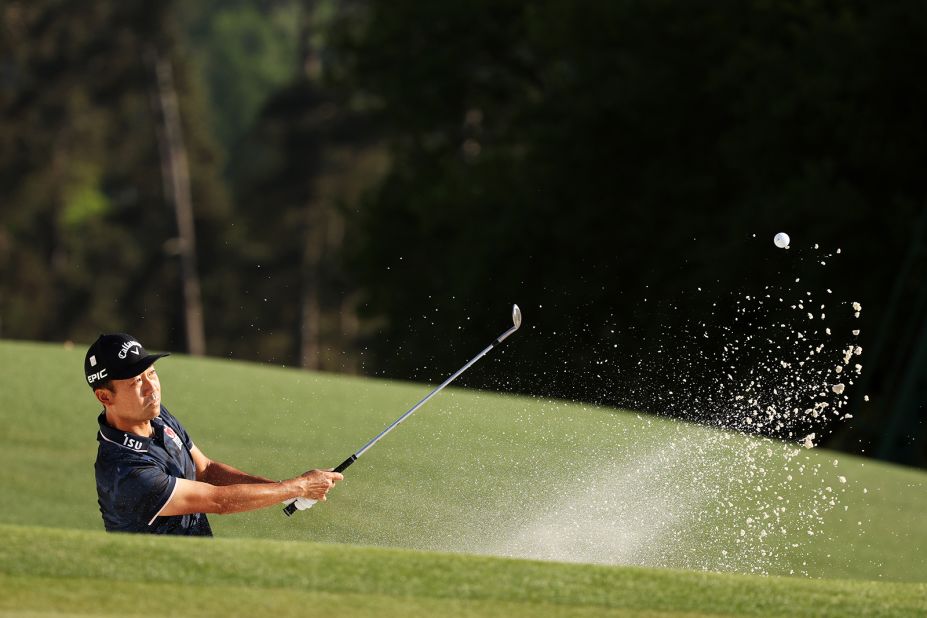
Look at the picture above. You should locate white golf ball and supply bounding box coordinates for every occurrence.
[774,232,790,249]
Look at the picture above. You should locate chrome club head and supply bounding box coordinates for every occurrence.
[512,304,522,329]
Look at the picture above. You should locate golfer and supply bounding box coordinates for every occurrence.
[86,333,341,535]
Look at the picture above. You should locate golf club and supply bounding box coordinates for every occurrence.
[284,304,523,517]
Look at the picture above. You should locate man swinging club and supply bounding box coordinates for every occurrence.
[87,333,341,536]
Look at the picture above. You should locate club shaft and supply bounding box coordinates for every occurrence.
[284,307,521,516]
[348,322,519,464]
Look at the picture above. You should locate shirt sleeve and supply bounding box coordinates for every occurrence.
[113,462,178,526]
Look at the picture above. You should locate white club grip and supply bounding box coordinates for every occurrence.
[293,497,317,510]
[283,496,317,516]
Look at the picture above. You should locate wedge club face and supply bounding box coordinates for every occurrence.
[512,304,522,329]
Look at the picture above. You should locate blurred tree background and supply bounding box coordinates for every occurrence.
[1,0,924,466]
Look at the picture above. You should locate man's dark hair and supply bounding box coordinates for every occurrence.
[95,380,116,394]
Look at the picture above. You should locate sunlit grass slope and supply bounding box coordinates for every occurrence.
[0,339,925,583]
[1,524,925,618]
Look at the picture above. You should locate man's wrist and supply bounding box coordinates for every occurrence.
[279,477,302,499]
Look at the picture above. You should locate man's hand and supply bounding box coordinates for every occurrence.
[298,469,343,501]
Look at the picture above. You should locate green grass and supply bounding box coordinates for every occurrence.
[1,524,924,618]
[1,339,926,616]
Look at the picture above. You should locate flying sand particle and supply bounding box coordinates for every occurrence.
[843,348,854,364]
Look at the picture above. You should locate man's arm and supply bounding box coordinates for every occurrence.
[189,444,275,485]
[158,469,343,517]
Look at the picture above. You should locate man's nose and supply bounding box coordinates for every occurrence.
[140,375,155,393]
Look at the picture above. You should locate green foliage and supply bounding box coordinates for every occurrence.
[219,1,386,369]
[0,0,376,371]
[180,0,303,153]
[60,163,111,228]
[0,0,231,350]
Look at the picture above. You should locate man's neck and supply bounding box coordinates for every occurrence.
[104,409,153,438]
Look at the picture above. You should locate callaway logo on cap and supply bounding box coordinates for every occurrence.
[84,333,170,388]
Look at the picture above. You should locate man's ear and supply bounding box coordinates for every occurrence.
[94,388,113,406]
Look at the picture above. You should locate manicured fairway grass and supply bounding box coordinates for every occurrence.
[0,339,925,591]
[1,524,925,618]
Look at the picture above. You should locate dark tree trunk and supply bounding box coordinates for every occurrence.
[151,51,206,356]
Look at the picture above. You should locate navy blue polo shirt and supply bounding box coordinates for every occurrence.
[95,405,212,536]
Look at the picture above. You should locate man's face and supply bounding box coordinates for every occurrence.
[101,365,162,422]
